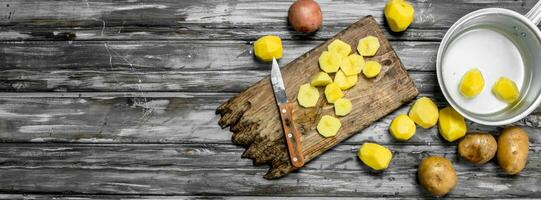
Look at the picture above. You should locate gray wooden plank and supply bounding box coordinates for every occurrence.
[0,40,436,92]
[0,143,538,197]
[0,94,541,144]
[0,0,537,41]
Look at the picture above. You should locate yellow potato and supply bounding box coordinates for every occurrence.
[458,132,497,164]
[334,70,358,90]
[319,51,342,73]
[317,115,341,137]
[389,114,416,141]
[357,36,380,56]
[324,83,344,103]
[348,54,365,73]
[438,106,466,142]
[497,127,529,175]
[384,0,415,32]
[253,35,283,62]
[328,39,352,57]
[340,56,358,76]
[358,142,393,170]
[492,77,520,103]
[362,61,381,78]
[310,72,332,87]
[459,68,485,98]
[418,156,457,197]
[408,97,438,129]
[297,83,320,108]
[334,98,352,116]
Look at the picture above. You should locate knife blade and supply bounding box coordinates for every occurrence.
[270,58,305,168]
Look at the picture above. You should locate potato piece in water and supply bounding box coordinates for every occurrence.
[438,106,466,142]
[409,97,439,129]
[389,114,416,141]
[418,156,457,197]
[297,83,320,108]
[358,142,393,170]
[317,115,341,137]
[362,61,381,78]
[324,83,344,103]
[459,68,485,98]
[319,51,342,73]
[492,77,520,103]
[334,98,352,116]
[458,132,497,164]
[310,72,332,87]
[497,127,529,175]
[334,70,358,90]
[328,39,352,57]
[357,36,380,56]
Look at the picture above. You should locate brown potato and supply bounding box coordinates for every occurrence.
[288,0,322,33]
[458,132,497,164]
[497,126,529,175]
[418,156,457,197]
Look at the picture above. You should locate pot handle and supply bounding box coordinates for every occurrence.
[526,0,541,25]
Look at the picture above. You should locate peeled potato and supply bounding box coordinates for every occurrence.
[363,61,381,78]
[492,77,520,103]
[334,98,352,116]
[459,68,485,98]
[418,156,457,197]
[408,97,438,129]
[357,36,380,56]
[438,106,466,142]
[297,83,320,108]
[324,83,344,103]
[317,115,341,137]
[358,142,393,170]
[319,51,342,73]
[328,39,352,57]
[348,54,365,73]
[334,70,358,90]
[384,0,415,32]
[253,35,283,62]
[389,114,416,141]
[340,56,358,76]
[310,72,332,87]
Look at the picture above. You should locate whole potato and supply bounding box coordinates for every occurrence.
[288,0,322,33]
[418,156,457,197]
[497,127,529,175]
[458,132,497,164]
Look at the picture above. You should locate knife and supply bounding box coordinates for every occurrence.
[270,58,305,168]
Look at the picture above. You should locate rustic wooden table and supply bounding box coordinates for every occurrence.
[0,0,540,199]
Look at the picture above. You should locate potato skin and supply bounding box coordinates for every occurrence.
[497,127,529,175]
[458,132,497,164]
[288,0,322,33]
[418,156,457,197]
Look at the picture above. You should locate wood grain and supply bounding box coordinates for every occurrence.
[218,16,418,179]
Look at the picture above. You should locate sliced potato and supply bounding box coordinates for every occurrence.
[362,61,381,78]
[310,72,333,87]
[357,36,380,56]
[348,54,365,73]
[334,70,358,90]
[324,82,344,103]
[328,39,352,57]
[334,98,352,116]
[340,56,358,76]
[317,115,341,137]
[297,83,320,108]
[319,51,342,73]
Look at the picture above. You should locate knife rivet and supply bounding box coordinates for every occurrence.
[288,133,292,138]
[282,109,287,113]
[293,157,298,162]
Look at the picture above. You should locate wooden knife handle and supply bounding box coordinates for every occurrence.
[278,102,305,168]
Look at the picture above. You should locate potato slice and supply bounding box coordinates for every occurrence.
[324,83,344,103]
[334,98,352,116]
[362,61,381,78]
[310,72,332,87]
[340,56,358,76]
[408,97,438,128]
[328,39,352,57]
[297,83,320,108]
[348,54,365,73]
[358,142,393,170]
[459,68,485,98]
[334,70,358,90]
[319,51,342,73]
[357,36,380,56]
[492,77,519,103]
[317,115,341,137]
[438,106,467,142]
[389,114,416,141]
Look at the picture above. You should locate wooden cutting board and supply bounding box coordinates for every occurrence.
[217,16,419,179]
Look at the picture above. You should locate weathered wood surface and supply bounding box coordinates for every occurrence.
[0,143,538,197]
[218,16,418,179]
[1,0,541,198]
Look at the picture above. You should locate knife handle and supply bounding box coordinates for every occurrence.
[278,102,305,168]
